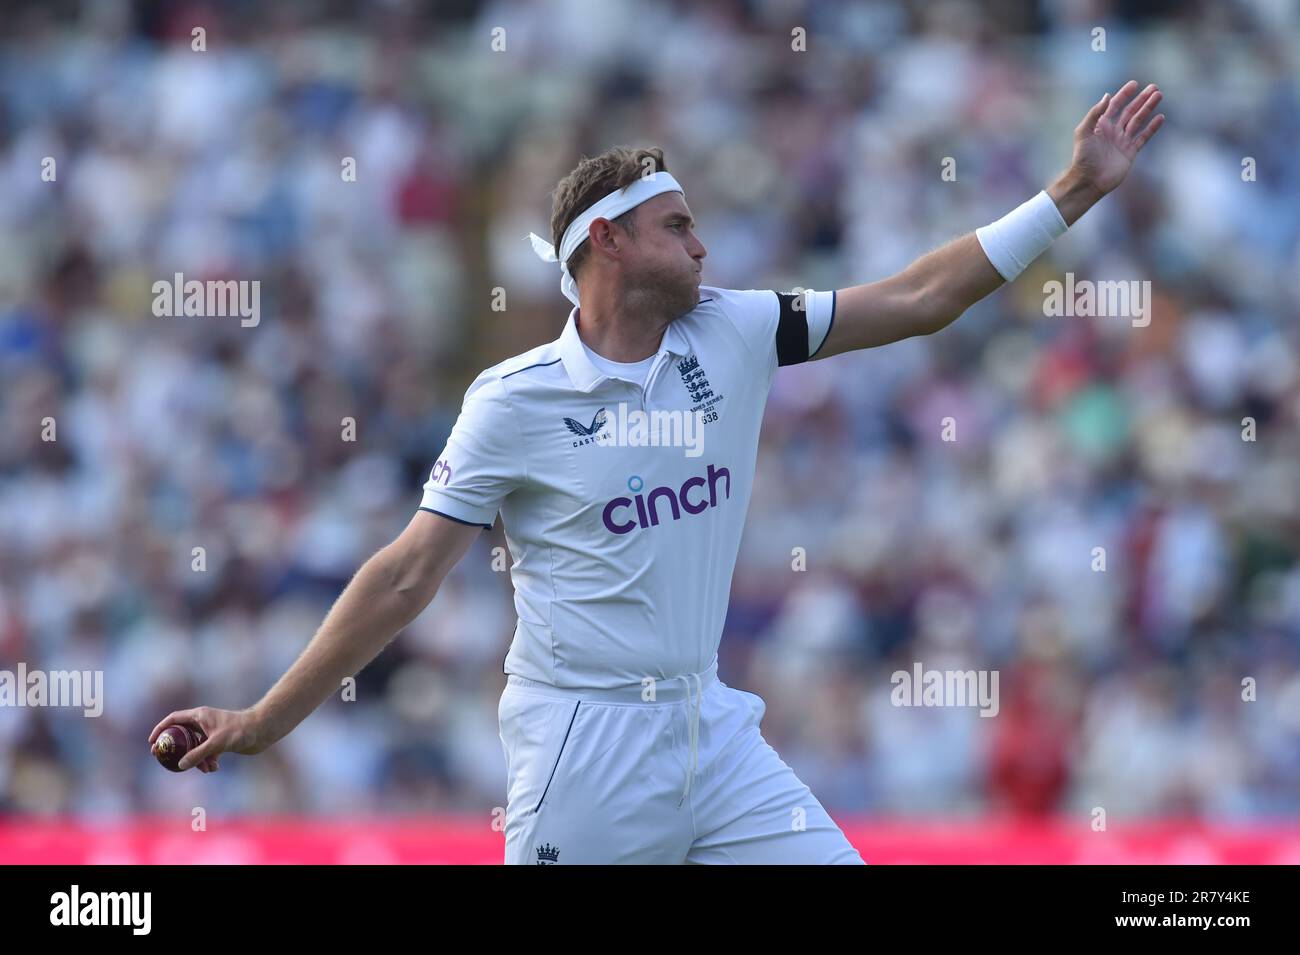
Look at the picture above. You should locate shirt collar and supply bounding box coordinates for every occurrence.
[558,306,691,393]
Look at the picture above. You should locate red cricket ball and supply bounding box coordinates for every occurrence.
[152,724,207,772]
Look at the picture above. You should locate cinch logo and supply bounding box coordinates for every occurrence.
[429,458,453,485]
[601,464,731,535]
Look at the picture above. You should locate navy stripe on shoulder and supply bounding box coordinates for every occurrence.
[502,357,562,380]
[809,289,836,360]
[418,506,492,530]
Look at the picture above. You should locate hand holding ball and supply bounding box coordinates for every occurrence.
[152,724,207,772]
[149,706,260,772]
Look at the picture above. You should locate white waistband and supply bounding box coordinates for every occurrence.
[504,658,719,704]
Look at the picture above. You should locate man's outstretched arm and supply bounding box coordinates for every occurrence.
[813,79,1165,359]
[147,510,483,771]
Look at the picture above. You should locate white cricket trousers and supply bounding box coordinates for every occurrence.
[497,659,865,865]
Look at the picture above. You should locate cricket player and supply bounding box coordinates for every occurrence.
[151,81,1163,864]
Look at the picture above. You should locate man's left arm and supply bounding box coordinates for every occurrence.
[813,79,1165,359]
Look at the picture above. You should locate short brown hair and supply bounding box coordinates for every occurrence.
[550,145,668,281]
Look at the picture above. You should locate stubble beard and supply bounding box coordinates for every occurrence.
[626,265,699,325]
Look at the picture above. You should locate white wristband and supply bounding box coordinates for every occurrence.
[975,190,1068,282]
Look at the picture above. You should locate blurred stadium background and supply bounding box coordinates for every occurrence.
[2,0,1300,863]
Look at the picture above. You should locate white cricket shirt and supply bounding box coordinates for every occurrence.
[420,286,836,689]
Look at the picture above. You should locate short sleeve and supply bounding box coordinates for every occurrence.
[710,286,837,374]
[419,373,526,529]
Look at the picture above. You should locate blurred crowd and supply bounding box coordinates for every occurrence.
[2,0,1299,825]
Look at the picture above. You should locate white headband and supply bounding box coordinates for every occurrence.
[526,170,685,306]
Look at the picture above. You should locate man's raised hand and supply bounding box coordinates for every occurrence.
[1071,79,1166,197]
